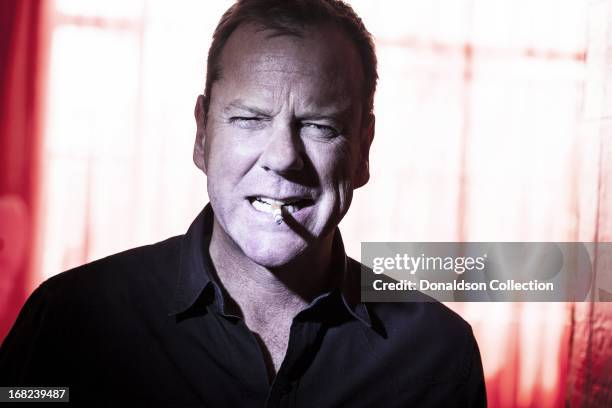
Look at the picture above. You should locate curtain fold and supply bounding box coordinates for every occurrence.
[0,0,50,340]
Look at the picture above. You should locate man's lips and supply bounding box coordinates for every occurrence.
[247,196,315,215]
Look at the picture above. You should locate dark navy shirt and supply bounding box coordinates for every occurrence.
[0,206,486,407]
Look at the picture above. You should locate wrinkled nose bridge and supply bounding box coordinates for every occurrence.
[259,121,304,172]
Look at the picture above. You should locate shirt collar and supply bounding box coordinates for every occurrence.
[168,205,214,316]
[169,204,371,327]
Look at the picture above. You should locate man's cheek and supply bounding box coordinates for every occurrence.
[318,143,352,170]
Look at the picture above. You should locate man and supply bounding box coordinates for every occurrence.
[0,0,486,406]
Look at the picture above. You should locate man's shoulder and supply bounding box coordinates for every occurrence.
[367,298,473,340]
[0,236,186,387]
[346,256,475,354]
[39,236,184,312]
[346,257,480,385]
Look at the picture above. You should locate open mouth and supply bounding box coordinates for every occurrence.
[248,196,314,214]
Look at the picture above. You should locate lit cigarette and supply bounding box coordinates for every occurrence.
[271,203,283,225]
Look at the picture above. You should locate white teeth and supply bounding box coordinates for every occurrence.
[250,198,301,214]
[252,199,271,213]
[257,197,288,206]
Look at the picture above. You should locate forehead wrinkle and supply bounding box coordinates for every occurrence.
[222,99,274,116]
[272,79,351,119]
[229,69,354,120]
[218,67,356,122]
[251,60,352,110]
[250,52,319,81]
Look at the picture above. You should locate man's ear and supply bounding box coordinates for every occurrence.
[354,113,375,189]
[193,94,207,174]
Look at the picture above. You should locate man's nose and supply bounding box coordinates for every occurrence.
[258,123,304,174]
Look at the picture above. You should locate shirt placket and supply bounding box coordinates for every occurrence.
[265,318,322,408]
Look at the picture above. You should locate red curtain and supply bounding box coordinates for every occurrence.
[0,0,50,340]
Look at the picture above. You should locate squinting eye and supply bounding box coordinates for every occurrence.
[301,123,339,139]
[229,117,266,130]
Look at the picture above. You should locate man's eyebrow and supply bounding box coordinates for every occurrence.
[223,100,272,116]
[297,106,352,123]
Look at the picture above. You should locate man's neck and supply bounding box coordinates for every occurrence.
[208,218,341,377]
[208,218,338,320]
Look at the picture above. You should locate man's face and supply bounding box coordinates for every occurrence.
[194,23,374,267]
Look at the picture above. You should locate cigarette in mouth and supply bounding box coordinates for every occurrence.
[271,203,283,225]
